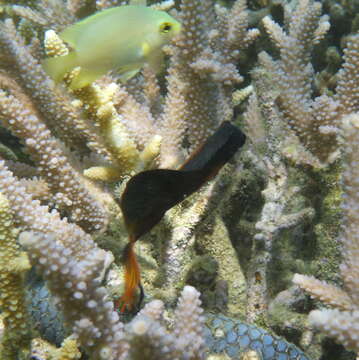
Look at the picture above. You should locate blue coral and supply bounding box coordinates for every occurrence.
[25,270,66,346]
[204,313,310,360]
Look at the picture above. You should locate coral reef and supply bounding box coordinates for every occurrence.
[293,112,359,354]
[24,275,316,360]
[0,0,358,359]
[0,192,31,359]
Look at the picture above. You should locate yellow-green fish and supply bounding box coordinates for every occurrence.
[43,5,181,89]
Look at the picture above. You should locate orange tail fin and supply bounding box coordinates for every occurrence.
[120,240,141,312]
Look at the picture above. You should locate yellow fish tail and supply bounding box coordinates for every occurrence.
[42,52,77,83]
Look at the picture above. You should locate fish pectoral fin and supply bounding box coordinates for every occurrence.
[69,68,103,90]
[117,67,141,83]
[42,52,77,83]
[141,41,151,58]
[147,50,165,74]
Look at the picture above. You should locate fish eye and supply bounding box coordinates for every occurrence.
[160,22,172,33]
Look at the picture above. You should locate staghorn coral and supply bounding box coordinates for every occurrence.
[293,112,359,354]
[260,0,339,165]
[0,0,359,359]
[0,192,31,360]
[14,226,207,360]
[160,0,259,167]
[0,73,108,231]
[245,156,315,324]
[19,231,127,359]
[290,33,359,356]
[125,286,206,360]
[0,0,258,283]
[27,273,322,360]
[234,3,358,358]
[0,0,263,358]
[239,60,317,326]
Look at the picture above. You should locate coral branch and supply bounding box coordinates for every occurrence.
[0,192,31,359]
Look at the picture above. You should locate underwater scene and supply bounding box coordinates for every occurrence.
[0,0,358,358]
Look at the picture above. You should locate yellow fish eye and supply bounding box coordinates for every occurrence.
[160,22,172,33]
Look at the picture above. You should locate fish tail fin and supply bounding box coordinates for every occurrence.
[42,52,77,83]
[120,239,141,312]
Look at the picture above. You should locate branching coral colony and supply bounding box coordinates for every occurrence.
[0,0,358,359]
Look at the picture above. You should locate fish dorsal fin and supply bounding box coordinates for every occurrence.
[129,0,147,5]
[60,7,122,47]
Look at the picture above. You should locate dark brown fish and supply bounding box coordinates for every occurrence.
[118,121,246,312]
